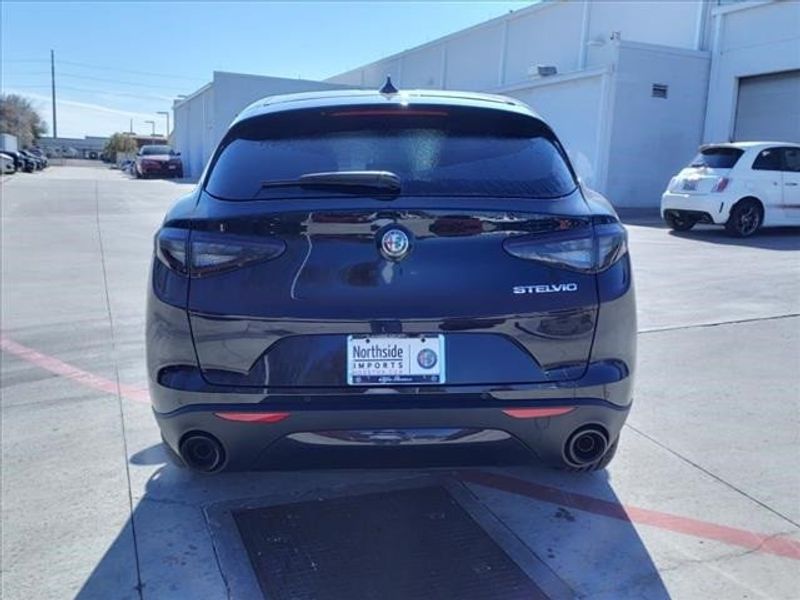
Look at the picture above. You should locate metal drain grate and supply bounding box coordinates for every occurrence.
[233,485,548,600]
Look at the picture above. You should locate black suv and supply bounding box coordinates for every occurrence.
[146,86,636,473]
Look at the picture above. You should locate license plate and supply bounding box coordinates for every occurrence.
[347,335,445,385]
[168,165,177,170]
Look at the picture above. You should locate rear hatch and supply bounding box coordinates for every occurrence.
[182,104,616,388]
[669,146,743,194]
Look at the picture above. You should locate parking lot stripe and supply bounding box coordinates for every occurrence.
[460,470,800,561]
[0,335,150,405]
[3,333,799,562]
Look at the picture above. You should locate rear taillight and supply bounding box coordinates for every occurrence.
[155,227,189,274]
[155,228,286,277]
[711,177,730,193]
[502,219,627,273]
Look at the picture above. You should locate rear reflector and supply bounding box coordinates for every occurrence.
[214,411,290,423]
[502,407,574,419]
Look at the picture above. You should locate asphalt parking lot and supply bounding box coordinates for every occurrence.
[1,163,799,599]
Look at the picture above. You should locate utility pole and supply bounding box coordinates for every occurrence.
[145,120,155,136]
[129,118,133,134]
[50,49,57,139]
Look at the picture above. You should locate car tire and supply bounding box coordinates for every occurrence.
[665,212,696,232]
[725,198,763,237]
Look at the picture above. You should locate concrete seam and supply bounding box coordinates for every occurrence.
[94,180,145,599]
[203,514,233,600]
[638,313,800,335]
[456,475,579,599]
[624,422,800,530]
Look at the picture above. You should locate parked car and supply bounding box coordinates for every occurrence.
[1,151,16,174]
[19,150,43,170]
[135,144,183,178]
[26,148,48,168]
[146,85,636,473]
[661,142,800,237]
[6,150,35,173]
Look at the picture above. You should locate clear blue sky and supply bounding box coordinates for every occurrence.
[1,1,535,138]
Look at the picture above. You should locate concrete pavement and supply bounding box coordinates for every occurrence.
[1,164,798,599]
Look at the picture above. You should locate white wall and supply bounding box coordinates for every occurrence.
[326,0,706,90]
[606,43,710,207]
[211,72,351,147]
[704,0,800,142]
[501,71,607,190]
[502,2,584,83]
[174,73,351,179]
[586,1,703,55]
[172,84,214,180]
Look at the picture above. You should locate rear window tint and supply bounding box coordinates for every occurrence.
[689,147,744,169]
[205,106,576,200]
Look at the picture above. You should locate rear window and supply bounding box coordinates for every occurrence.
[689,147,744,169]
[140,145,173,155]
[205,106,577,200]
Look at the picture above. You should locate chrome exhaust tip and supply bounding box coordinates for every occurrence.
[565,426,608,466]
[179,433,225,472]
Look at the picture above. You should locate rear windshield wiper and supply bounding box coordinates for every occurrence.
[260,170,401,193]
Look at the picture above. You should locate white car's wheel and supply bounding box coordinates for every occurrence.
[664,212,696,232]
[725,199,763,237]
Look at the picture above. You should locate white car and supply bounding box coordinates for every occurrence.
[661,142,800,237]
[0,151,16,174]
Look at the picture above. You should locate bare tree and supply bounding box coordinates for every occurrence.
[0,94,48,148]
[103,133,139,162]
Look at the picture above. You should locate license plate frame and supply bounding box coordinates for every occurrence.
[346,334,446,385]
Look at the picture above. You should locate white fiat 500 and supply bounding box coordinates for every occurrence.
[661,142,800,237]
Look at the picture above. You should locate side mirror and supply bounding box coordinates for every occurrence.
[174,152,181,157]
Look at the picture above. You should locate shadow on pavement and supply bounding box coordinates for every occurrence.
[668,226,800,251]
[76,444,670,599]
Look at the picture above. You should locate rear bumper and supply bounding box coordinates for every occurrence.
[661,192,730,224]
[154,396,630,470]
[140,163,182,177]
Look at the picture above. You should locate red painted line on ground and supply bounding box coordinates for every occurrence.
[0,335,151,405]
[4,334,799,560]
[460,470,800,561]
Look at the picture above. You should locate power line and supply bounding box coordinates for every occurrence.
[5,70,191,91]
[5,57,205,82]
[59,59,205,82]
[57,85,176,101]
[8,84,175,102]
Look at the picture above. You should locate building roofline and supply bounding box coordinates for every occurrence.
[326,0,557,82]
[173,72,355,109]
[173,81,212,108]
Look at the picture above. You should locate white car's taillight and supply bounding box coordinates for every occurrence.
[711,177,730,193]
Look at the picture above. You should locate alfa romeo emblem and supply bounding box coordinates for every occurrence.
[417,348,438,369]
[381,228,410,259]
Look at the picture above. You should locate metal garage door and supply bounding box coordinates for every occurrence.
[734,70,800,143]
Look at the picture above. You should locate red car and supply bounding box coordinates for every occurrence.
[135,145,183,179]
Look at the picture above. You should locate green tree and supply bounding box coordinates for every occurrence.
[103,133,139,162]
[0,94,48,147]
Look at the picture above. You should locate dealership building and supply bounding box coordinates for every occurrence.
[173,0,800,207]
